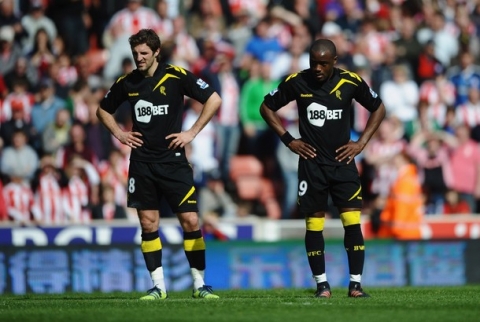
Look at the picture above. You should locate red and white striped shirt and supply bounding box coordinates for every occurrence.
[456,102,480,128]
[63,176,90,224]
[1,93,34,122]
[32,173,66,225]
[106,7,162,40]
[3,181,34,223]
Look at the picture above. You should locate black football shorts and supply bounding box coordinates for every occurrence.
[297,159,363,213]
[127,160,198,213]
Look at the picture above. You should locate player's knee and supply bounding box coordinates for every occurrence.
[306,217,325,231]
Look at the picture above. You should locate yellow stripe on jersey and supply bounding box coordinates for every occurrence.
[115,74,127,83]
[339,69,362,81]
[152,73,180,91]
[329,79,358,94]
[178,186,196,206]
[285,73,299,82]
[184,238,206,251]
[166,64,187,75]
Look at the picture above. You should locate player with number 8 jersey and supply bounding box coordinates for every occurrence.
[260,39,386,298]
[97,29,222,300]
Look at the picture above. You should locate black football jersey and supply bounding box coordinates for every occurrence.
[100,63,215,163]
[264,67,382,165]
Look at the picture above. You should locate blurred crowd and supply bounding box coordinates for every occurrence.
[0,0,479,227]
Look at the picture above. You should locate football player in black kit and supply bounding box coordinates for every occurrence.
[96,29,222,300]
[260,39,386,298]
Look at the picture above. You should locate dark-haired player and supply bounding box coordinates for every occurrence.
[260,38,386,298]
[96,29,222,300]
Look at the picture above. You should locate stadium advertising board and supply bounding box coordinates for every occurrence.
[0,240,477,295]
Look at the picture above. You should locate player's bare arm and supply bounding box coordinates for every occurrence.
[260,102,316,159]
[96,106,143,148]
[166,92,222,149]
[336,103,386,164]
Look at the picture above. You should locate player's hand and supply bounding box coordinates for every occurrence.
[117,131,143,148]
[288,139,316,159]
[166,131,195,149]
[335,140,364,164]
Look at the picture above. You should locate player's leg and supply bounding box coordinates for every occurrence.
[298,160,331,298]
[138,209,167,300]
[305,212,331,298]
[163,162,219,299]
[177,211,219,299]
[127,161,167,300]
[338,207,369,297]
[331,163,369,297]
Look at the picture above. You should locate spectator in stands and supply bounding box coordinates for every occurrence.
[0,99,35,147]
[408,130,455,215]
[0,25,22,75]
[198,170,238,219]
[47,0,90,56]
[20,0,57,55]
[455,87,480,128]
[41,108,72,156]
[199,41,241,186]
[91,183,127,221]
[97,148,128,208]
[63,156,97,224]
[0,0,24,41]
[417,10,458,68]
[1,78,33,122]
[102,0,162,81]
[416,39,446,85]
[240,17,284,73]
[378,152,424,240]
[3,175,35,225]
[30,154,69,225]
[27,28,55,80]
[3,56,38,92]
[182,98,218,188]
[65,80,89,124]
[169,15,200,69]
[84,100,114,162]
[0,128,39,184]
[154,0,174,40]
[30,77,65,150]
[56,122,98,170]
[380,63,419,132]
[393,16,423,76]
[447,50,480,107]
[449,124,480,213]
[443,189,471,215]
[269,31,309,81]
[240,60,279,171]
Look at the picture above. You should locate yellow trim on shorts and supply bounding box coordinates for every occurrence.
[184,238,206,251]
[348,186,362,201]
[340,211,361,226]
[306,217,325,231]
[179,186,196,206]
[141,238,162,253]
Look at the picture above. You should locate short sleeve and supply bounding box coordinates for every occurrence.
[354,78,383,113]
[99,76,127,114]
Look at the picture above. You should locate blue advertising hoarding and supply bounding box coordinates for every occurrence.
[0,240,473,295]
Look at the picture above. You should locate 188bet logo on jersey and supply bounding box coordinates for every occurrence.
[306,103,343,127]
[134,99,169,123]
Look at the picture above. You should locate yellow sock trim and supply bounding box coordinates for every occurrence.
[306,217,325,231]
[340,211,361,226]
[184,238,206,251]
[141,238,162,253]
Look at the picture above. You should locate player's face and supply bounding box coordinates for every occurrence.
[132,43,159,75]
[309,50,337,82]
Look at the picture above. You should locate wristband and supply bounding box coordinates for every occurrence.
[280,131,295,146]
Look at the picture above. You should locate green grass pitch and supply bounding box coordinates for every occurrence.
[1,286,479,322]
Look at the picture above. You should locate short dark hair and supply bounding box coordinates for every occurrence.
[129,29,161,60]
[310,38,337,57]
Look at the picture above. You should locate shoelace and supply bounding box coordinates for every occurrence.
[199,285,214,293]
